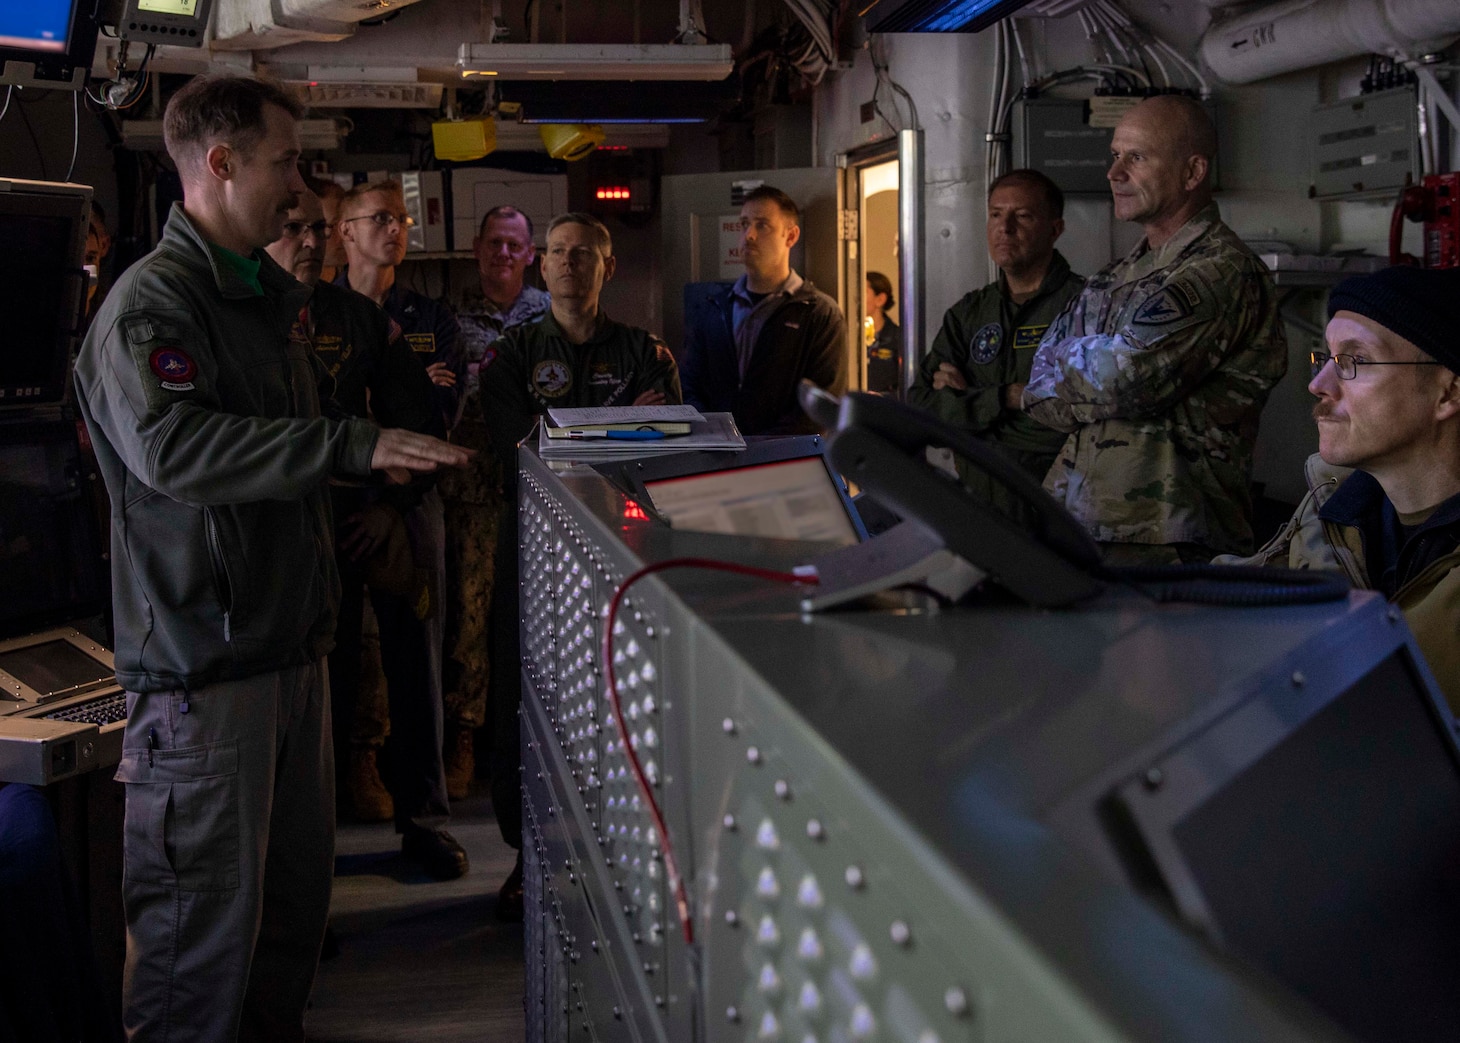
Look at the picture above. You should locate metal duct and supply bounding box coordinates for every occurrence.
[1200,0,1460,85]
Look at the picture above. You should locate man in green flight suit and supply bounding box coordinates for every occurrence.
[1023,96,1287,564]
[908,169,1084,500]
[479,211,681,920]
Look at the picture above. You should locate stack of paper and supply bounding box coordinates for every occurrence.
[537,406,746,458]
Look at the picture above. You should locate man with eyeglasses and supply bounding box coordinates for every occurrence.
[480,211,681,920]
[1217,266,1460,712]
[438,206,550,803]
[1023,97,1287,563]
[334,178,471,880]
[265,185,448,841]
[336,179,465,430]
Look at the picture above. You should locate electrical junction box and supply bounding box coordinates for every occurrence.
[1012,98,1221,196]
[1311,87,1418,199]
[449,168,568,252]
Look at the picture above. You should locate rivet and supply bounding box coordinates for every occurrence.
[773,779,791,801]
[723,813,737,831]
[806,818,825,840]
[945,986,971,1017]
[726,1006,739,1023]
[890,920,911,946]
[722,717,736,735]
[725,909,739,926]
[1143,767,1164,790]
[845,865,865,890]
[746,746,761,765]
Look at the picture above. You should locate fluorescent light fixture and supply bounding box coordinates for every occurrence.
[456,42,733,81]
[863,0,1036,32]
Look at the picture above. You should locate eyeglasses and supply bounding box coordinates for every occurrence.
[281,219,329,239]
[1309,351,1442,380]
[342,210,415,229]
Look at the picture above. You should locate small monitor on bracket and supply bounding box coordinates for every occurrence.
[118,0,214,48]
[1116,644,1460,1043]
[0,0,99,90]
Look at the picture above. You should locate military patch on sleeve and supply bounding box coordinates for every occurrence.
[1012,323,1049,350]
[532,359,572,398]
[405,332,437,354]
[149,347,198,391]
[1132,281,1202,326]
[386,317,404,345]
[969,322,1003,365]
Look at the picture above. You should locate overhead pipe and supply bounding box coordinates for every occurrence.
[1199,0,1460,85]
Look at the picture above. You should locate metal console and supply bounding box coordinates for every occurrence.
[517,445,1439,1043]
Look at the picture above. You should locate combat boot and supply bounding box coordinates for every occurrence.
[444,724,474,801]
[349,747,394,822]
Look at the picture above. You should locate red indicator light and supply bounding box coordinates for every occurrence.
[623,501,650,522]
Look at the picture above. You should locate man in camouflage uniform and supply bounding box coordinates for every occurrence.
[1023,96,1286,563]
[440,205,550,798]
[908,168,1084,501]
[481,212,681,920]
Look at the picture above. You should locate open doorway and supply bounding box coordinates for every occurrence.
[858,159,901,394]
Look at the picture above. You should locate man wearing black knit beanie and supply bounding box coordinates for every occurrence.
[1218,265,1460,713]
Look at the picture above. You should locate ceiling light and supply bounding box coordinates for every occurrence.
[456,43,733,81]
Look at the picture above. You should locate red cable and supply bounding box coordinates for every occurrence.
[602,556,819,946]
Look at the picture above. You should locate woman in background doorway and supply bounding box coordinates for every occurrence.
[864,271,901,394]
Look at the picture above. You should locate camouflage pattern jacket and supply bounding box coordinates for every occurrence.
[1217,454,1460,715]
[1023,204,1287,555]
[444,284,551,505]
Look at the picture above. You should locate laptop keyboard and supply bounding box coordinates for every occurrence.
[43,690,128,726]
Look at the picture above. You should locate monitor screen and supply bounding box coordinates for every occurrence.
[0,638,111,698]
[0,0,98,87]
[0,1,73,51]
[0,184,88,405]
[1167,653,1460,1043]
[645,457,859,545]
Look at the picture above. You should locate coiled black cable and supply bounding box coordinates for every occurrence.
[1099,563,1350,607]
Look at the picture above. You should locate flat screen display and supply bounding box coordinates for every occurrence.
[0,213,73,398]
[136,0,198,14]
[0,1,73,51]
[1172,653,1460,1043]
[0,639,110,697]
[646,457,859,545]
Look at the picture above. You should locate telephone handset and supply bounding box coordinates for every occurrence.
[800,382,1103,609]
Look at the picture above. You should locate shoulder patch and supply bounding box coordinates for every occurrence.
[149,347,198,391]
[405,332,437,354]
[969,322,1003,365]
[1133,281,1201,326]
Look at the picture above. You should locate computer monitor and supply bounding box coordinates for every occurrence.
[0,0,99,89]
[1116,645,1460,1043]
[597,436,866,546]
[0,179,91,407]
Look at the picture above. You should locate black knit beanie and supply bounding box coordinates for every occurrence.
[1327,266,1460,374]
